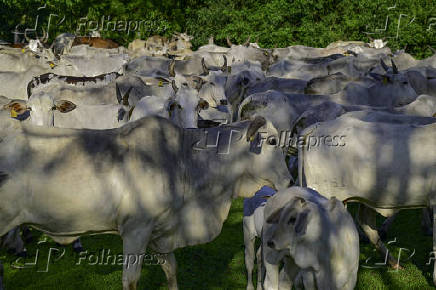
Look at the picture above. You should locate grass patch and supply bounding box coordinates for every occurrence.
[1,200,435,289]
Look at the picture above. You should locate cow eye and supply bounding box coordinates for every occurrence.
[267,137,278,146]
[210,82,215,86]
[288,217,296,224]
[183,82,188,87]
[51,106,57,110]
[402,81,408,84]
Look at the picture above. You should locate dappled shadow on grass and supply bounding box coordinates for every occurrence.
[0,199,248,290]
[3,203,436,289]
[165,198,247,289]
[356,209,435,289]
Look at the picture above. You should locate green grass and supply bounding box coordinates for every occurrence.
[1,200,435,289]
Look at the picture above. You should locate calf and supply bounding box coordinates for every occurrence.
[263,187,359,290]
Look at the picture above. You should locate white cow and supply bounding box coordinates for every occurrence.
[0,115,291,290]
[394,94,436,117]
[3,89,133,129]
[243,186,277,290]
[297,113,436,280]
[263,186,359,290]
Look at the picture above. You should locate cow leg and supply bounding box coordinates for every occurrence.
[0,261,3,290]
[422,208,433,236]
[256,246,263,290]
[243,217,256,290]
[433,205,436,286]
[301,271,316,290]
[121,226,153,290]
[2,227,26,257]
[278,257,298,290]
[72,238,84,253]
[358,205,399,268]
[263,260,279,290]
[21,226,33,243]
[160,252,178,290]
[378,213,398,241]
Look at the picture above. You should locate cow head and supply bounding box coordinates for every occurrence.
[368,59,418,106]
[368,37,388,49]
[231,116,291,195]
[198,71,228,108]
[27,93,76,126]
[168,80,210,128]
[266,196,314,252]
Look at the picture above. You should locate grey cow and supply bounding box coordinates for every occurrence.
[0,115,290,290]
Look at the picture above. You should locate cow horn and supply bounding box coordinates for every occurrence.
[168,59,175,77]
[391,59,399,74]
[201,57,209,75]
[24,32,31,42]
[328,196,339,211]
[368,36,374,41]
[171,80,178,93]
[221,55,227,71]
[208,36,214,45]
[428,45,436,54]
[380,59,389,72]
[40,27,48,43]
[243,36,251,47]
[226,36,233,47]
[246,116,266,142]
[122,86,133,106]
[116,83,122,104]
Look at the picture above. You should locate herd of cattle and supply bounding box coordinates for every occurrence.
[0,31,435,289]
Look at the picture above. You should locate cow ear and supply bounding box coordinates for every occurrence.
[246,116,266,142]
[4,101,28,117]
[328,196,340,211]
[369,72,383,81]
[197,99,209,110]
[294,209,310,236]
[266,207,283,224]
[369,72,391,83]
[55,100,76,113]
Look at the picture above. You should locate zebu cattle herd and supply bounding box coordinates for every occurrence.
[0,32,435,290]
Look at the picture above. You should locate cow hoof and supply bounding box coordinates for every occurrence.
[378,229,388,241]
[73,246,85,253]
[24,236,34,243]
[391,263,403,270]
[422,227,433,236]
[17,249,27,258]
[358,232,369,244]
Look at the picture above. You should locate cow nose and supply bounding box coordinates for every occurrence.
[220,99,228,105]
[267,240,275,248]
